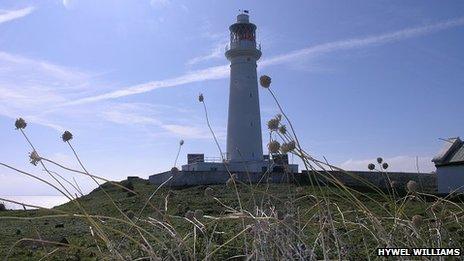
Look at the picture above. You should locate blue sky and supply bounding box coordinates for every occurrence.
[0,0,463,196]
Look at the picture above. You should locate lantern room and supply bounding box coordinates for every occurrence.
[229,13,257,45]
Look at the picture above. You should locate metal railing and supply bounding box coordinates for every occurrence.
[225,42,261,52]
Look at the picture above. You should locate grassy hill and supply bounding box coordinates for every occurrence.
[0,177,463,260]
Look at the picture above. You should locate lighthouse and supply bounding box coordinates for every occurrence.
[149,11,298,184]
[225,12,263,163]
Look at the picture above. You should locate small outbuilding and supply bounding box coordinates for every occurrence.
[432,137,464,194]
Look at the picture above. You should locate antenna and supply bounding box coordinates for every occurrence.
[438,137,455,143]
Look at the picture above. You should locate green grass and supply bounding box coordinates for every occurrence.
[1,177,462,260]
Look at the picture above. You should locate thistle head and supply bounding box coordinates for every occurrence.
[368,163,375,170]
[15,118,27,130]
[61,131,73,142]
[259,75,271,88]
[185,210,194,220]
[171,167,179,175]
[390,180,398,188]
[278,125,287,135]
[226,178,234,188]
[377,157,383,164]
[407,180,418,193]
[204,187,214,197]
[268,140,280,154]
[281,141,296,154]
[179,139,184,146]
[267,118,280,131]
[226,175,237,188]
[198,93,204,102]
[382,162,389,170]
[412,215,423,227]
[29,150,41,166]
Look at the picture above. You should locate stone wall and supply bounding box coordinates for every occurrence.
[149,170,437,193]
[298,170,436,193]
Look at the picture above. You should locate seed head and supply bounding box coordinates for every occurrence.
[382,162,389,170]
[15,118,27,130]
[267,118,280,131]
[412,215,423,227]
[198,93,204,102]
[368,163,375,170]
[226,178,234,188]
[279,125,287,135]
[61,131,73,142]
[268,140,280,154]
[29,150,41,166]
[407,180,418,193]
[179,139,184,146]
[194,209,204,220]
[185,210,194,220]
[390,180,398,188]
[171,167,179,175]
[281,141,296,154]
[377,157,383,164]
[259,75,271,88]
[204,187,214,196]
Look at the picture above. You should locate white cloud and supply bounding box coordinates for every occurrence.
[100,102,223,139]
[0,7,34,24]
[260,17,464,67]
[0,51,95,131]
[186,41,227,66]
[339,155,436,173]
[68,16,464,105]
[66,65,229,105]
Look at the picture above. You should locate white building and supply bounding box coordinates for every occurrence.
[432,137,464,194]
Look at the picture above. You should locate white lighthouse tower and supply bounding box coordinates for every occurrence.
[171,11,298,177]
[225,12,263,163]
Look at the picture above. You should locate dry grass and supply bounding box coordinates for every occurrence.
[0,78,463,260]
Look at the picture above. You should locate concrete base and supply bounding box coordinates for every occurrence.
[180,160,298,173]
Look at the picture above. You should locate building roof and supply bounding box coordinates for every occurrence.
[432,137,464,167]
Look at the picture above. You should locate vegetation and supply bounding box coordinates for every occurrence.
[2,179,463,260]
[0,75,462,260]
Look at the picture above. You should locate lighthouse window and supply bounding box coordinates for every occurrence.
[247,57,251,61]
[251,121,253,126]
[249,92,252,98]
